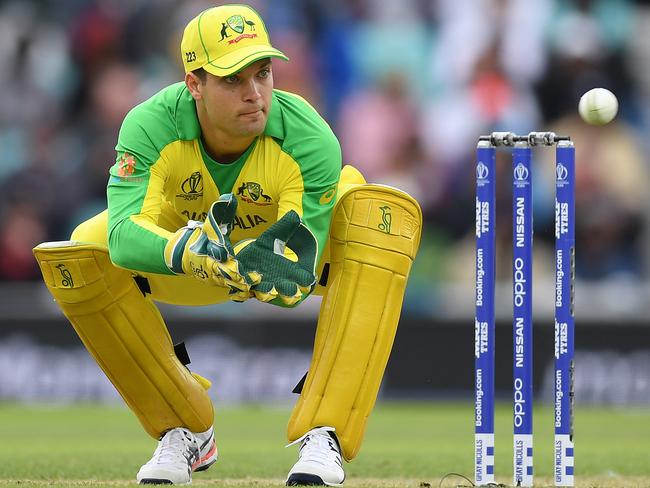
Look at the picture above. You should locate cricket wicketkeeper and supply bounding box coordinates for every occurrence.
[33,4,422,486]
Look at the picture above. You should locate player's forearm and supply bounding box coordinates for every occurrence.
[108,217,174,275]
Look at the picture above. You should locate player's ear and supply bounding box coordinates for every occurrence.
[185,71,204,100]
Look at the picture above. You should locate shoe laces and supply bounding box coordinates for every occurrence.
[290,428,341,467]
[151,428,199,465]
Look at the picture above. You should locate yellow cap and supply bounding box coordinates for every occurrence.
[181,4,288,77]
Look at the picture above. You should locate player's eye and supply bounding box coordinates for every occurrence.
[224,75,239,84]
[258,68,271,79]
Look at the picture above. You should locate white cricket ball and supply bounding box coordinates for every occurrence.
[578,88,618,125]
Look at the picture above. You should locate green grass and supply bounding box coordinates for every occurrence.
[0,402,649,487]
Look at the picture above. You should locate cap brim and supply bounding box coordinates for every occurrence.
[202,45,289,77]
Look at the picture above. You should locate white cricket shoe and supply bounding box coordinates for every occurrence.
[194,426,218,472]
[286,426,345,486]
[137,426,218,485]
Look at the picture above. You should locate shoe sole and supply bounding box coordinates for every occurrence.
[138,479,173,485]
[194,458,216,472]
[286,473,344,486]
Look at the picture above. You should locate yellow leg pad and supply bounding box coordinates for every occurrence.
[33,241,213,439]
[287,185,422,461]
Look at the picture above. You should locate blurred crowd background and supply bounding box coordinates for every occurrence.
[2,0,650,303]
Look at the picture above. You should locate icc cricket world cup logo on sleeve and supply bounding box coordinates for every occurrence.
[117,153,136,178]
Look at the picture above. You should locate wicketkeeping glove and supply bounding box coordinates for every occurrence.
[233,210,318,306]
[164,194,259,294]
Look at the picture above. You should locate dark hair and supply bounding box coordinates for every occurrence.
[192,68,207,83]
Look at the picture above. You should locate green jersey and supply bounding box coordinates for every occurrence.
[107,82,341,275]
